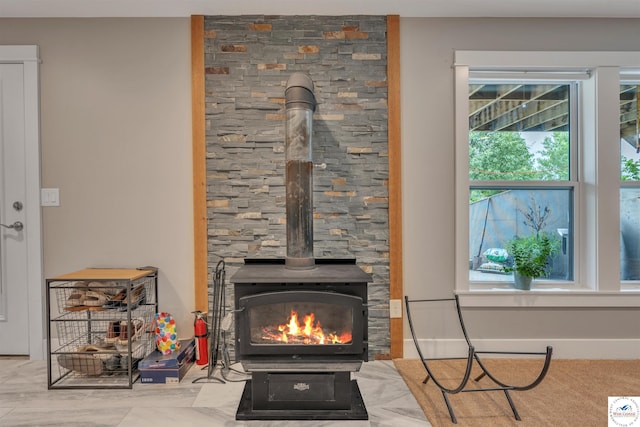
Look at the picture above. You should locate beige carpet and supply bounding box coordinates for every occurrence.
[394,358,640,426]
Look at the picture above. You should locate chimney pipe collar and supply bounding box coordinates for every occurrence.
[285,72,317,112]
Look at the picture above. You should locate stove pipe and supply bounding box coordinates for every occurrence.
[284,73,317,269]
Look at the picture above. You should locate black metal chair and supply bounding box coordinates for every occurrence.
[404,295,553,424]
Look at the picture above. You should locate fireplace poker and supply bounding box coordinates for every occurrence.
[192,260,227,384]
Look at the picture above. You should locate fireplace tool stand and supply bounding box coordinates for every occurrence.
[193,260,228,384]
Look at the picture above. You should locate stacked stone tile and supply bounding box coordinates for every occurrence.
[204,15,390,357]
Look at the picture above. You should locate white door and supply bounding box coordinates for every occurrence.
[0,46,43,358]
[0,63,30,355]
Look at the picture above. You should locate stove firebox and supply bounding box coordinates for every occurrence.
[232,259,371,420]
[238,291,364,357]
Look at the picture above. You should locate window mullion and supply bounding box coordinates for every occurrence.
[455,64,470,292]
[591,67,622,290]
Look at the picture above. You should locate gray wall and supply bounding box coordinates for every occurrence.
[0,18,195,337]
[1,16,638,358]
[400,18,640,356]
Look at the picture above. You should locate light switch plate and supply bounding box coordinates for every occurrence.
[41,188,60,207]
[389,299,402,318]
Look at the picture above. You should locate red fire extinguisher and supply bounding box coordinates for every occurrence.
[193,311,209,366]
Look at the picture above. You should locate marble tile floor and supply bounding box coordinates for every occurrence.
[0,358,429,426]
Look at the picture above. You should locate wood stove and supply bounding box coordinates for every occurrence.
[231,72,372,420]
[232,258,371,420]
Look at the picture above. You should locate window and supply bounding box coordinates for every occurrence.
[454,51,640,304]
[620,81,640,282]
[467,80,575,286]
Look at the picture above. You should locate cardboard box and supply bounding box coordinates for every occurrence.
[139,339,195,384]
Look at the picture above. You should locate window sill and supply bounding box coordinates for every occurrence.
[457,286,640,308]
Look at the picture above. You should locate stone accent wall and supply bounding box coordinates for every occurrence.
[204,15,390,358]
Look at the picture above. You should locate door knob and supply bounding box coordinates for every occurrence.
[0,221,23,231]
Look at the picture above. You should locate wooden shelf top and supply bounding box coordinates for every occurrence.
[50,268,155,281]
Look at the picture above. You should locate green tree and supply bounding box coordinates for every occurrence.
[469,131,535,202]
[469,131,535,181]
[536,132,569,180]
[621,155,640,181]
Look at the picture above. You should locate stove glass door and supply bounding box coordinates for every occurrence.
[238,290,364,356]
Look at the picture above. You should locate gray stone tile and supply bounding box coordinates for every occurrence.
[0,360,430,426]
[0,407,127,426]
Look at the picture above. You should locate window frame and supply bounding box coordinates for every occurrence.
[619,76,640,284]
[454,51,640,307]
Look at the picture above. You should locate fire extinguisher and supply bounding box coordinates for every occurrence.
[193,311,209,366]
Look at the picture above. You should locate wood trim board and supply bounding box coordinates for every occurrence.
[387,15,404,359]
[191,15,208,312]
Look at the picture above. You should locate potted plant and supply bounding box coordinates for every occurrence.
[503,197,559,290]
[504,232,558,290]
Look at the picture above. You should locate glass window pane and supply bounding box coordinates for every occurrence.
[469,83,570,182]
[621,188,640,281]
[620,84,640,181]
[469,188,573,283]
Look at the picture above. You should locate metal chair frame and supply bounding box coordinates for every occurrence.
[404,295,553,424]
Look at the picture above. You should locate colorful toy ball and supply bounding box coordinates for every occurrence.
[154,312,180,355]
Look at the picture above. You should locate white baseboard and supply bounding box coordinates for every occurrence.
[402,338,640,359]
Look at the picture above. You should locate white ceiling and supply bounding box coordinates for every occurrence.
[1,0,640,18]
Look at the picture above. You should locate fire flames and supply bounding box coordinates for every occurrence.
[262,309,352,345]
